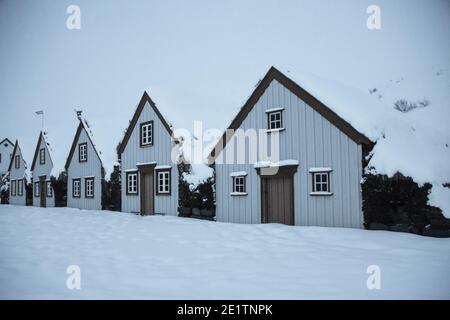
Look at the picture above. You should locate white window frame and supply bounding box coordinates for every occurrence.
[34,181,40,197]
[141,121,153,146]
[11,180,16,196]
[39,148,45,165]
[127,172,138,195]
[232,176,247,195]
[46,181,52,197]
[156,170,170,194]
[85,178,94,198]
[311,172,332,195]
[18,179,23,196]
[73,179,81,198]
[79,143,87,162]
[14,155,20,169]
[267,110,283,130]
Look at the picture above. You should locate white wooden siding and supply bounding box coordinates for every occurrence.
[215,79,363,228]
[121,101,179,215]
[67,127,103,210]
[32,135,55,207]
[9,144,26,206]
[0,140,14,176]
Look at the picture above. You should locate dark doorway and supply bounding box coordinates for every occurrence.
[137,163,156,215]
[258,165,297,226]
[39,176,46,208]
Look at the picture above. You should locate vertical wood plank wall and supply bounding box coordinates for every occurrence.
[67,128,103,210]
[32,136,55,207]
[121,102,179,215]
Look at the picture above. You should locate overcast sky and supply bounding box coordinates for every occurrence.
[0,0,448,174]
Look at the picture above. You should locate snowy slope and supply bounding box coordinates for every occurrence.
[0,206,449,299]
[281,68,450,217]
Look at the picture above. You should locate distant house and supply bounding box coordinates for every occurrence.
[0,138,14,177]
[30,131,55,208]
[118,92,179,215]
[209,67,371,228]
[65,115,105,210]
[8,140,28,206]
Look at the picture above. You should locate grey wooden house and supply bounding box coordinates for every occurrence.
[30,131,55,207]
[65,116,105,211]
[8,140,27,206]
[0,138,14,178]
[209,67,371,228]
[118,91,179,215]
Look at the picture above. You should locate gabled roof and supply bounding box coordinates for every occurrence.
[65,119,104,170]
[7,140,19,172]
[30,131,53,171]
[117,91,174,155]
[0,138,13,146]
[208,66,371,163]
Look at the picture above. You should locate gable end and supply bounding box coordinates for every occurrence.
[208,66,371,163]
[117,91,174,156]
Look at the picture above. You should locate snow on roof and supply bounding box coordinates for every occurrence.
[279,67,450,217]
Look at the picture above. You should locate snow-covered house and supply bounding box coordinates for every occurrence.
[65,115,105,210]
[8,140,28,206]
[118,91,179,215]
[0,138,14,178]
[30,131,55,207]
[209,67,372,227]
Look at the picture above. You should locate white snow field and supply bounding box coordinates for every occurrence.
[0,205,449,300]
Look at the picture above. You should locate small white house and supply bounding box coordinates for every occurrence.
[0,138,14,178]
[210,67,371,228]
[8,140,28,206]
[118,91,179,215]
[30,131,55,208]
[65,115,105,210]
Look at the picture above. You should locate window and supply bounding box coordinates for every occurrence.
[14,155,20,169]
[267,110,283,130]
[79,143,87,162]
[232,176,246,194]
[46,181,52,197]
[18,179,23,196]
[34,182,40,197]
[312,172,331,194]
[73,179,81,198]
[39,148,45,165]
[0,153,2,163]
[11,180,16,196]
[140,121,153,146]
[85,177,94,198]
[126,172,138,195]
[156,169,170,195]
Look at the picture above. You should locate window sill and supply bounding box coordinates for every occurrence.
[140,143,153,148]
[310,192,333,196]
[230,192,248,196]
[265,128,285,133]
[156,193,171,196]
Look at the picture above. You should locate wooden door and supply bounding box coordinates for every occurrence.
[262,175,294,225]
[140,173,154,215]
[39,177,46,208]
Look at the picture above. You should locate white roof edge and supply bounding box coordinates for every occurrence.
[309,167,333,173]
[230,171,248,177]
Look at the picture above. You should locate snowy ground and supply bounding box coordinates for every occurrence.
[0,205,449,300]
